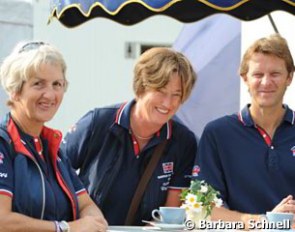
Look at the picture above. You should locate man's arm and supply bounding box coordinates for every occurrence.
[211,195,295,230]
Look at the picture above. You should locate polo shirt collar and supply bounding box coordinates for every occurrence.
[283,104,295,125]
[114,99,172,140]
[238,104,295,127]
[238,104,254,127]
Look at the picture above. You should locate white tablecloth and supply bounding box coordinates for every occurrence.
[108,226,186,231]
[107,226,293,232]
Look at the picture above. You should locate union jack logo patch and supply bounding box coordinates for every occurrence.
[291,146,295,157]
[192,165,200,177]
[162,162,174,174]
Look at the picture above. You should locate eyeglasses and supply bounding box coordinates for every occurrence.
[18,41,46,53]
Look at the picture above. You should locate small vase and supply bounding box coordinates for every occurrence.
[186,208,210,229]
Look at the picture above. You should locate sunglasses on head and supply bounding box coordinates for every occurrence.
[18,41,47,53]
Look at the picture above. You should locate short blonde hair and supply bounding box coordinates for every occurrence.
[240,34,295,76]
[0,41,68,106]
[133,47,196,103]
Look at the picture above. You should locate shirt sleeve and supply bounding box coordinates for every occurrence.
[0,139,14,198]
[193,122,228,203]
[60,110,95,169]
[168,129,197,189]
[63,154,87,196]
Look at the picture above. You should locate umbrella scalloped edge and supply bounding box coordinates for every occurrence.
[49,0,295,27]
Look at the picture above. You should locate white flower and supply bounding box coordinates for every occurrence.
[181,180,221,218]
[181,203,191,211]
[214,197,223,207]
[185,193,197,205]
[200,185,208,193]
[191,201,203,213]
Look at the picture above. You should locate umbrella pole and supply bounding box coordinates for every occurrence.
[267,13,279,34]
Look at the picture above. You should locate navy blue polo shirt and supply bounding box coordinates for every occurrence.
[17,131,73,220]
[194,104,295,214]
[0,115,86,220]
[62,100,197,225]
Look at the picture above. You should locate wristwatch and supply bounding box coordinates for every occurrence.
[58,220,70,232]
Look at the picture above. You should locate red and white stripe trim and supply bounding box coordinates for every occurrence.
[115,103,128,125]
[237,111,246,126]
[76,188,87,196]
[0,189,13,197]
[166,121,172,139]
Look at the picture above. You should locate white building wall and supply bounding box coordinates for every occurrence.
[0,0,33,116]
[33,1,183,133]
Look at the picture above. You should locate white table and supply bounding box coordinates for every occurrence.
[107,226,270,231]
[108,226,186,231]
[108,226,154,231]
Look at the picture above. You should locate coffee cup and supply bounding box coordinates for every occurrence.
[151,207,186,224]
[266,212,293,229]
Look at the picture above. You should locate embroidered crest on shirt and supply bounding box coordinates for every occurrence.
[192,165,200,177]
[162,162,174,174]
[291,146,295,157]
[0,152,4,164]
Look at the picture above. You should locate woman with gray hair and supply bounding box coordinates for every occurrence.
[0,42,107,232]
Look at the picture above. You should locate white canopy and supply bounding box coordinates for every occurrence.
[174,15,241,138]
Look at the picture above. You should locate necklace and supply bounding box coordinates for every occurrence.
[130,110,154,140]
[131,129,154,140]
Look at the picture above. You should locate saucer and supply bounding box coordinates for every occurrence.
[150,223,185,231]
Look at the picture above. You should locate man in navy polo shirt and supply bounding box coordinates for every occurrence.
[194,34,295,227]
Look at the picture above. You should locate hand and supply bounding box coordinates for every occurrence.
[69,215,108,232]
[272,195,295,214]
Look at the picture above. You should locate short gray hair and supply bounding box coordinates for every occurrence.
[0,41,68,106]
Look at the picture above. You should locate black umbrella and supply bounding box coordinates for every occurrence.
[49,0,295,28]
